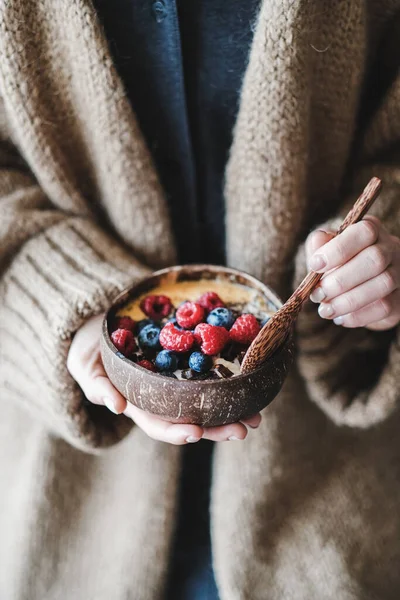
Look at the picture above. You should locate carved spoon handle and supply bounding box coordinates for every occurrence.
[293,176,383,305]
[240,176,382,374]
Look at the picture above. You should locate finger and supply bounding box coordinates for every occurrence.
[332,289,400,328]
[317,266,399,320]
[202,422,248,442]
[311,242,392,306]
[123,403,204,445]
[69,347,127,414]
[366,314,400,331]
[241,412,262,429]
[90,375,128,414]
[308,218,379,273]
[305,229,335,264]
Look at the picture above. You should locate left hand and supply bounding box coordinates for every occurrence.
[68,314,261,444]
[305,216,400,331]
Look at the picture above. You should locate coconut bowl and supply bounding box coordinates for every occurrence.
[100,265,294,427]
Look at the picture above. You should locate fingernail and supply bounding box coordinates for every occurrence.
[318,303,334,318]
[309,254,327,271]
[247,424,259,429]
[310,287,326,303]
[103,397,118,414]
[186,436,201,443]
[229,436,242,441]
[333,316,344,325]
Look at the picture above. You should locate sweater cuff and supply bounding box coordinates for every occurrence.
[293,223,399,428]
[0,218,151,451]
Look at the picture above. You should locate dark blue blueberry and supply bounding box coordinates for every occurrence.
[167,317,183,330]
[188,351,213,373]
[260,316,271,328]
[137,318,154,333]
[155,350,179,372]
[138,324,161,350]
[206,307,235,330]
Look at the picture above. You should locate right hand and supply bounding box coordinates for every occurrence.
[67,314,261,445]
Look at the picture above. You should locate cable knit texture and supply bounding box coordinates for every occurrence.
[0,1,400,599]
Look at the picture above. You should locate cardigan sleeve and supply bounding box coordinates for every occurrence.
[293,162,400,428]
[0,113,151,453]
[292,39,400,428]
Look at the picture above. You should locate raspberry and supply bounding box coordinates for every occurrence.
[111,329,137,356]
[113,316,136,333]
[140,295,173,321]
[176,301,205,329]
[159,322,195,353]
[229,314,260,345]
[194,323,229,356]
[197,292,225,313]
[137,359,156,372]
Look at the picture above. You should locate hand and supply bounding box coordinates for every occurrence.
[67,314,261,444]
[305,216,400,330]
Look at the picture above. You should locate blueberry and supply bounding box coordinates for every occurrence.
[188,351,213,373]
[167,317,183,330]
[137,318,154,333]
[206,307,235,330]
[138,324,161,350]
[260,316,271,328]
[155,350,178,372]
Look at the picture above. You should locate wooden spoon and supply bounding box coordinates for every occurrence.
[240,176,383,374]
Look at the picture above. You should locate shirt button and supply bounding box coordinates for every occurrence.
[152,0,168,23]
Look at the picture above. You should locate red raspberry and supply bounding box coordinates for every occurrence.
[176,301,205,329]
[229,314,260,345]
[159,322,195,353]
[113,316,136,333]
[137,359,156,372]
[140,295,173,320]
[111,329,137,356]
[197,291,225,313]
[194,323,229,356]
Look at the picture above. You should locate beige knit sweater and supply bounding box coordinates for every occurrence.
[1,1,400,599]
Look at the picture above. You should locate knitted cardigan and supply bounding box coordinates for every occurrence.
[0,1,400,599]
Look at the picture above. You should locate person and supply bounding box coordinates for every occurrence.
[0,0,400,598]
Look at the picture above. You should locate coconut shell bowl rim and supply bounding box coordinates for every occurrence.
[101,264,291,385]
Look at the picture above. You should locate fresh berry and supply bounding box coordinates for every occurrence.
[197,291,225,312]
[137,359,156,372]
[167,317,183,329]
[260,316,271,328]
[111,328,137,355]
[193,323,229,356]
[137,318,154,333]
[206,307,235,330]
[140,295,173,321]
[176,301,205,329]
[155,350,179,372]
[229,314,261,345]
[113,316,136,333]
[159,322,195,353]
[188,351,213,373]
[138,324,162,350]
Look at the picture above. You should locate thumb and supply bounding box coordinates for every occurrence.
[305,229,335,268]
[70,352,128,415]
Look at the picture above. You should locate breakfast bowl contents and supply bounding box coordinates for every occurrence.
[100,265,294,426]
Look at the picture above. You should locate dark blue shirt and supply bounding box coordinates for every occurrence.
[94,0,259,265]
[93,2,260,597]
